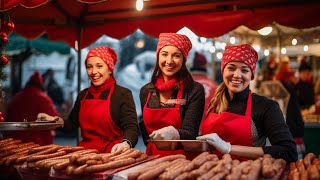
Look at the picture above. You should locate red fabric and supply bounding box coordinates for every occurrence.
[143,88,184,157]
[85,46,118,72]
[221,44,258,80]
[154,76,177,91]
[274,61,294,82]
[88,76,115,99]
[78,85,123,153]
[29,71,43,85]
[192,52,207,69]
[4,86,59,145]
[156,33,192,61]
[200,91,253,161]
[192,73,216,119]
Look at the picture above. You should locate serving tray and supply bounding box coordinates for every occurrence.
[0,122,63,131]
[150,140,214,152]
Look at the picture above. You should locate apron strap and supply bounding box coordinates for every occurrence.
[245,91,252,117]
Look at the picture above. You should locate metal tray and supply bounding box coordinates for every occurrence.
[0,122,63,131]
[150,140,214,152]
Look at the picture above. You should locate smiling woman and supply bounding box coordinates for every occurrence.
[37,46,139,153]
[197,44,298,163]
[139,33,205,159]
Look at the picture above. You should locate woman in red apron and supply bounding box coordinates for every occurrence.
[197,44,298,163]
[139,33,205,158]
[38,46,139,153]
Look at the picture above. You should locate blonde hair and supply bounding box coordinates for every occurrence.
[206,82,228,116]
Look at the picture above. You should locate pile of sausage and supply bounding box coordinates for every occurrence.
[0,138,149,176]
[0,138,41,166]
[127,152,287,180]
[289,153,320,180]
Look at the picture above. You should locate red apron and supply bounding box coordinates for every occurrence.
[200,91,253,160]
[78,85,123,153]
[143,89,185,157]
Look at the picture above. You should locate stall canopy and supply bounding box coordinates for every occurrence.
[6,32,70,55]
[1,0,320,48]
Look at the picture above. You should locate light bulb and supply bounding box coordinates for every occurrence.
[281,47,287,54]
[264,49,270,56]
[257,26,273,36]
[136,0,143,11]
[304,45,309,51]
[230,37,235,44]
[292,38,297,45]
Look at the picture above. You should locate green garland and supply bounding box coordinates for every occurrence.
[0,12,14,82]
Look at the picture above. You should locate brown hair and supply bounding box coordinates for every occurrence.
[206,82,228,116]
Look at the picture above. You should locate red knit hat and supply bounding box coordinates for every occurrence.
[192,52,207,68]
[29,71,43,85]
[156,33,192,61]
[221,44,258,79]
[85,46,118,72]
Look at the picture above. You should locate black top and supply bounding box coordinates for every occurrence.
[139,81,205,145]
[295,80,315,110]
[225,86,297,163]
[281,81,304,138]
[61,84,139,147]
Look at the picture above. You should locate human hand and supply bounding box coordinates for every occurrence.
[37,113,64,126]
[196,133,231,154]
[111,141,130,153]
[149,126,180,140]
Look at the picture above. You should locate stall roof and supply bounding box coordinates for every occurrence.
[1,0,320,48]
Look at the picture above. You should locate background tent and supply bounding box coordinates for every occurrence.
[6,32,70,55]
[1,0,320,92]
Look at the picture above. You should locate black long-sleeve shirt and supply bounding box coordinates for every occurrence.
[139,81,205,145]
[226,87,297,163]
[60,84,139,147]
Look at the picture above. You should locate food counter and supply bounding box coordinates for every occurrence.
[304,122,320,156]
[1,137,320,180]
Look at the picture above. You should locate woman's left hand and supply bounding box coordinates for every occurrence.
[149,126,180,140]
[197,133,231,154]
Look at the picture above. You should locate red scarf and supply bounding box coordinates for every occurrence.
[154,76,184,98]
[88,76,115,99]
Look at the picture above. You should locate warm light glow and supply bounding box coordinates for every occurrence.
[209,46,216,53]
[281,47,287,54]
[74,41,78,51]
[221,42,227,49]
[264,49,270,56]
[135,39,145,48]
[252,45,261,52]
[200,37,207,43]
[136,0,143,11]
[230,37,236,44]
[304,45,309,51]
[257,26,273,36]
[216,52,223,59]
[292,38,297,45]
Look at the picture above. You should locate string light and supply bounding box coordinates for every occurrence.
[292,38,297,45]
[209,46,216,53]
[230,36,236,44]
[304,45,309,51]
[200,37,207,43]
[216,52,223,59]
[136,0,143,11]
[264,49,270,56]
[257,26,273,36]
[281,47,287,54]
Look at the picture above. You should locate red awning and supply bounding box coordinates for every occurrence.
[2,0,320,48]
